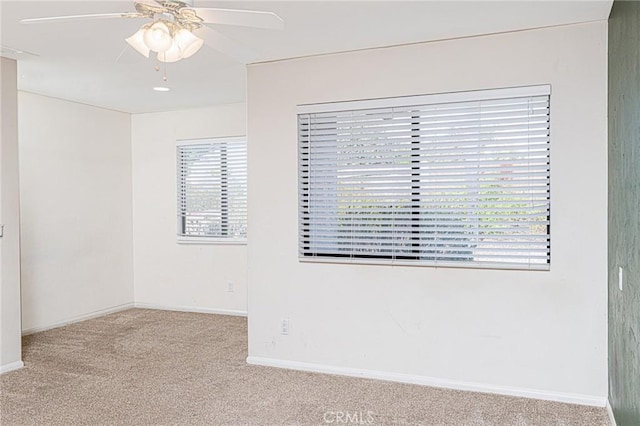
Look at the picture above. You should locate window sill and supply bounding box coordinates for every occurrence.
[177,237,247,246]
[298,256,549,271]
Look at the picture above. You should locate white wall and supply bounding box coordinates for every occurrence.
[132,103,247,315]
[18,92,133,333]
[0,57,23,373]
[246,22,608,404]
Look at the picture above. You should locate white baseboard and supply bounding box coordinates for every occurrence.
[246,356,607,408]
[606,400,617,426]
[0,360,24,375]
[21,303,135,336]
[20,302,246,336]
[134,302,247,317]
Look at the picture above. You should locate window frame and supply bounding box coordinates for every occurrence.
[176,136,247,245]
[297,85,551,271]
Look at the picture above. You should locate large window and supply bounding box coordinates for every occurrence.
[177,137,247,243]
[298,86,550,270]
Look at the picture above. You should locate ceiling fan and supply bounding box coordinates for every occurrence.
[20,0,284,64]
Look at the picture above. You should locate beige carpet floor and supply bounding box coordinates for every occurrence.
[0,309,609,425]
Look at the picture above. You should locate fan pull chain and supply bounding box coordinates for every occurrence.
[153,54,169,82]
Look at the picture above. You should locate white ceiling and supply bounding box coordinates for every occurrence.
[1,0,612,114]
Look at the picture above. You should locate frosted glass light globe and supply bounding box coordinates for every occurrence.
[143,21,172,53]
[174,29,204,59]
[125,27,150,58]
[158,40,182,63]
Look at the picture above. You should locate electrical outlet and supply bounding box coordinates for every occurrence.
[619,266,623,291]
[227,281,234,292]
[280,319,289,335]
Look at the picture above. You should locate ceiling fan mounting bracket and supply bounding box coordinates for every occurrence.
[158,1,191,13]
[134,2,164,17]
[134,1,204,30]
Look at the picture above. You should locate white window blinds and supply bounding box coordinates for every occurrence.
[298,86,550,270]
[177,137,247,242]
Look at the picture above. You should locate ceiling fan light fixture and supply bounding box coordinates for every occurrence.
[173,28,204,59]
[143,20,172,52]
[125,27,150,58]
[157,40,183,63]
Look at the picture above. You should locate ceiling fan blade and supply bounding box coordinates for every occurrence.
[20,13,142,24]
[192,8,284,30]
[194,26,260,64]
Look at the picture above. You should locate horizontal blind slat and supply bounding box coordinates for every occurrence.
[299,90,550,268]
[177,139,247,239]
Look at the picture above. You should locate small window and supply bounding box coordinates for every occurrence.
[177,137,247,243]
[298,86,550,270]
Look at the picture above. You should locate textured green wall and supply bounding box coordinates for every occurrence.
[608,1,640,425]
